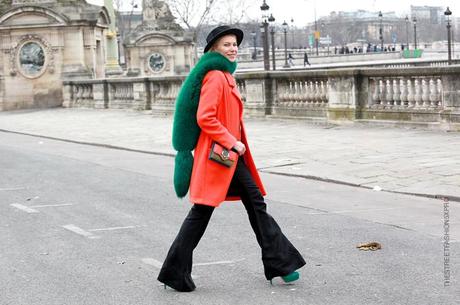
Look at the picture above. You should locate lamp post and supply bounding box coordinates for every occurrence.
[282,20,289,68]
[250,31,257,60]
[268,14,276,70]
[314,8,319,55]
[260,0,270,71]
[413,16,417,50]
[290,18,295,49]
[405,15,409,50]
[322,22,330,55]
[445,7,452,65]
[378,11,383,51]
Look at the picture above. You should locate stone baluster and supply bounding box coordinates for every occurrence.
[278,83,286,106]
[385,79,393,107]
[421,78,430,108]
[306,81,314,104]
[407,79,415,108]
[392,79,401,107]
[286,82,294,107]
[300,81,308,106]
[296,81,304,107]
[293,81,301,107]
[371,79,380,108]
[282,82,290,105]
[314,81,321,106]
[414,79,422,108]
[399,78,408,107]
[291,81,299,107]
[378,79,386,109]
[436,79,443,107]
[320,80,327,105]
[428,78,437,107]
[237,81,247,103]
[73,85,80,102]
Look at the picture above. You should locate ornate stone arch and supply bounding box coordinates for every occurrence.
[96,7,111,28]
[0,6,69,26]
[135,33,177,46]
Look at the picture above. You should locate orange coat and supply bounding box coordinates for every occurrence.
[189,70,266,206]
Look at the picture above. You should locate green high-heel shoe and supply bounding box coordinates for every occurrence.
[270,271,300,285]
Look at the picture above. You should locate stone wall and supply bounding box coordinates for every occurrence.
[63,65,460,130]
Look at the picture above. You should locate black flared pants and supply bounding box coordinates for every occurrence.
[157,159,306,291]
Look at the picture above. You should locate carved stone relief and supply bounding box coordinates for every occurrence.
[8,34,57,78]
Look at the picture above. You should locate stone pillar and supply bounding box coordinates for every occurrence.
[440,74,460,125]
[104,0,123,77]
[442,74,460,111]
[133,81,148,110]
[242,77,271,117]
[93,82,106,109]
[327,74,358,121]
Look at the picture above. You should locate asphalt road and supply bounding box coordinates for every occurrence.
[0,132,458,305]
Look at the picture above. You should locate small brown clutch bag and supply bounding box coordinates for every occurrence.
[209,142,238,167]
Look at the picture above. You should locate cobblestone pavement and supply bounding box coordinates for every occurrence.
[0,108,458,199]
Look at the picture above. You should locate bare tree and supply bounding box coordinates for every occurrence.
[209,0,253,25]
[165,0,220,31]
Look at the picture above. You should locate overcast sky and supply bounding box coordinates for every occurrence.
[87,0,458,26]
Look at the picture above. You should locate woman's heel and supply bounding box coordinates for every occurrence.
[281,271,299,283]
[268,271,300,285]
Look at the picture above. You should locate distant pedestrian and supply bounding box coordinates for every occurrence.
[157,25,306,292]
[288,52,294,66]
[303,52,310,66]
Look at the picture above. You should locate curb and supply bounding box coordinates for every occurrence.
[1,128,458,203]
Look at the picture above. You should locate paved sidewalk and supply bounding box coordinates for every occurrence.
[0,108,459,200]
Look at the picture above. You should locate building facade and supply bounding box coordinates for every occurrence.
[0,0,111,110]
[122,0,194,77]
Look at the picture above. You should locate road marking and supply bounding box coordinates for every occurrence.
[304,207,402,215]
[193,258,245,267]
[88,225,145,232]
[62,224,100,239]
[30,203,74,208]
[142,258,163,269]
[0,187,26,191]
[10,203,39,213]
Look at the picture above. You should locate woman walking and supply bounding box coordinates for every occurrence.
[158,25,306,292]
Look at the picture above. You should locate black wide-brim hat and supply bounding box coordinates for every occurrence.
[204,25,244,53]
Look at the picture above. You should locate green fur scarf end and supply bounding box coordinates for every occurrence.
[172,52,237,198]
[174,151,194,198]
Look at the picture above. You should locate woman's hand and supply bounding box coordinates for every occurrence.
[233,141,246,156]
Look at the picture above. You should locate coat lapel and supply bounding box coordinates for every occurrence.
[223,72,243,117]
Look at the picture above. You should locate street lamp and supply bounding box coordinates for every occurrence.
[413,16,417,50]
[405,15,409,50]
[268,13,276,70]
[282,20,289,68]
[378,11,383,51]
[250,31,257,60]
[260,0,270,71]
[290,18,295,49]
[445,7,452,65]
[322,22,330,54]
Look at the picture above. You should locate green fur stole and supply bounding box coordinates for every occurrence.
[172,52,237,198]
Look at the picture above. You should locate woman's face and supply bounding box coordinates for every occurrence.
[211,34,238,62]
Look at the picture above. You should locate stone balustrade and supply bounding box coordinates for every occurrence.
[62,65,460,130]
